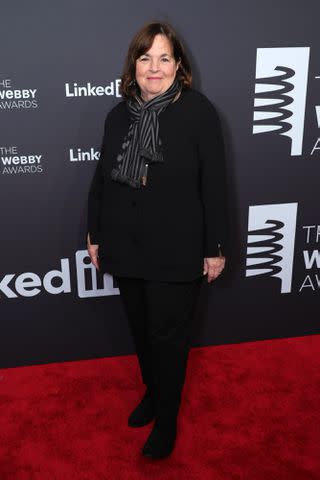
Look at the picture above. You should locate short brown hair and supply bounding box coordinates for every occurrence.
[120,21,192,98]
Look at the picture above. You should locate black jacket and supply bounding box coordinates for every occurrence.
[87,87,229,281]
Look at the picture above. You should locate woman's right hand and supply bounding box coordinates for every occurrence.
[87,233,100,271]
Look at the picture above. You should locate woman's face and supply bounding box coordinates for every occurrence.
[135,34,180,102]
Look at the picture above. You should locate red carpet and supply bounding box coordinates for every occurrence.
[1,335,319,479]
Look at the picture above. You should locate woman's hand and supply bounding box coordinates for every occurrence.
[203,256,225,283]
[87,233,100,271]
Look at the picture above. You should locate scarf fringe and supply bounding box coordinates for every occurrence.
[110,168,141,188]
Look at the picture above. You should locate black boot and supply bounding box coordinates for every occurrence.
[128,388,156,427]
[142,417,177,459]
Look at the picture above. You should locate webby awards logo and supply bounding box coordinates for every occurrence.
[246,203,298,293]
[1,146,44,175]
[245,203,320,293]
[251,46,320,156]
[0,77,39,110]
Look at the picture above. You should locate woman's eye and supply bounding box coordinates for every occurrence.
[161,58,169,62]
[139,57,148,62]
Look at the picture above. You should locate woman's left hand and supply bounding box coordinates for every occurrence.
[203,256,226,283]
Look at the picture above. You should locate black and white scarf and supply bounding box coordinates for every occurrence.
[110,78,181,188]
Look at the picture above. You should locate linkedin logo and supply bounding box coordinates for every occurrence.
[75,250,119,297]
[0,250,119,299]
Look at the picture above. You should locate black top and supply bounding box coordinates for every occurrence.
[87,87,229,281]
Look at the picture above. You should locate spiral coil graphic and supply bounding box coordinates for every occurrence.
[246,219,284,278]
[253,66,295,135]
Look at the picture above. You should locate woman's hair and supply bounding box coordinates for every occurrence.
[120,21,192,98]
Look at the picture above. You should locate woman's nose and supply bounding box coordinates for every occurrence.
[149,60,159,72]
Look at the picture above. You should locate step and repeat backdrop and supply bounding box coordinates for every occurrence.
[1,1,319,368]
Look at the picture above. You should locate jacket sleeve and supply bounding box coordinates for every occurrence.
[86,112,110,245]
[197,97,229,258]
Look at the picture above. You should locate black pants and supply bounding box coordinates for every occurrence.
[115,275,203,422]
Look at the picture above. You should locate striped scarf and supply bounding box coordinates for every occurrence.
[110,78,181,188]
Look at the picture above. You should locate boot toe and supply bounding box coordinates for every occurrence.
[142,420,177,458]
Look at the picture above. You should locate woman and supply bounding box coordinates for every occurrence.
[87,21,228,459]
